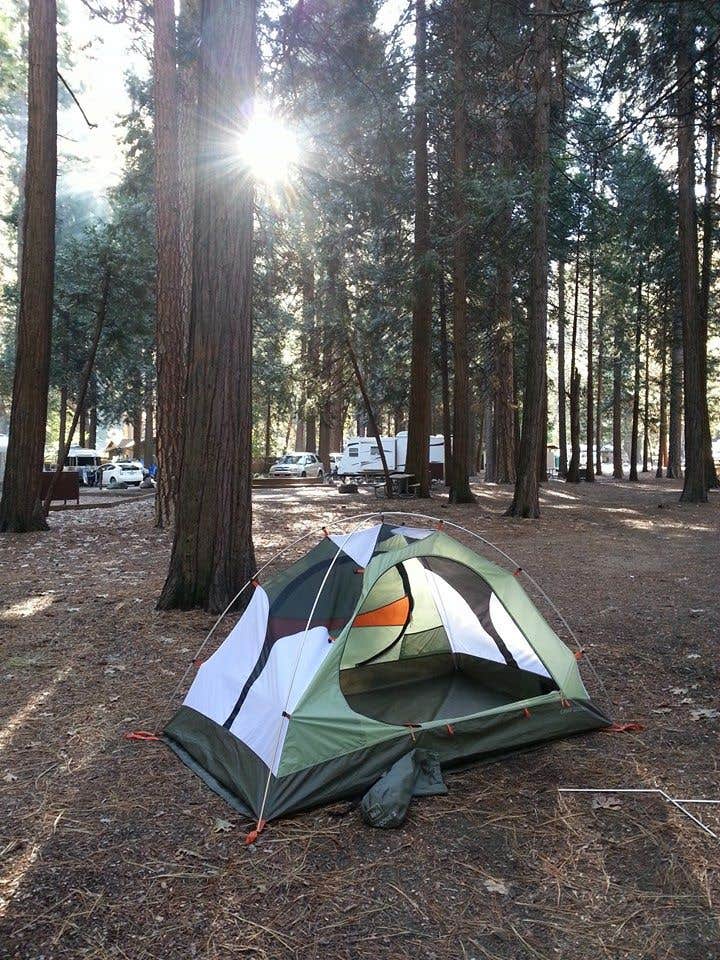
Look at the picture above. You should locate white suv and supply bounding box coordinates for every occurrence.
[269,453,324,479]
[101,460,144,487]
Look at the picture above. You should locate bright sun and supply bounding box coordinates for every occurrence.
[237,102,300,186]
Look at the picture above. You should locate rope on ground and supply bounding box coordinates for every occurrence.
[123,730,163,742]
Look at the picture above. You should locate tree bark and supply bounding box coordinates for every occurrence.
[585,163,596,482]
[438,266,452,484]
[629,270,642,482]
[667,304,684,479]
[178,0,198,347]
[302,257,318,453]
[158,0,257,612]
[494,201,516,484]
[656,308,668,478]
[448,0,475,504]
[566,236,581,483]
[57,384,67,465]
[144,384,155,466]
[612,313,623,479]
[641,310,650,472]
[153,0,187,527]
[677,4,707,502]
[557,260,567,476]
[506,0,550,517]
[57,319,69,467]
[88,393,97,450]
[0,0,57,533]
[406,0,433,498]
[595,286,603,475]
[700,50,718,488]
[483,397,495,482]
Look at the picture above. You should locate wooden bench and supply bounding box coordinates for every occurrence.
[40,470,80,506]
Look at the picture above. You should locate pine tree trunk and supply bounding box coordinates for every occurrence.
[438,266,452,483]
[43,267,111,512]
[154,0,186,527]
[264,399,272,461]
[346,336,393,497]
[494,207,516,484]
[537,385,548,482]
[506,0,550,517]
[132,407,143,464]
[0,0,57,532]
[57,385,67,467]
[494,265,516,484]
[178,0,198,346]
[88,399,97,450]
[483,397,495,482]
[566,237,581,483]
[406,0,433,498]
[449,0,475,504]
[158,0,257,612]
[657,311,668,478]
[144,386,154,466]
[667,306,684,478]
[302,257,318,453]
[595,286,603,475]
[629,271,642,482]
[585,168,596,482]
[642,314,650,472]
[612,314,623,479]
[557,260,567,476]
[677,4,707,502]
[700,51,718,488]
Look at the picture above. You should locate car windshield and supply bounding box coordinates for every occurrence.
[279,455,301,464]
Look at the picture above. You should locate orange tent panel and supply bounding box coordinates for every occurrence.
[353,595,410,629]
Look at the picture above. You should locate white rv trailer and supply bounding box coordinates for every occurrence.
[338,431,445,480]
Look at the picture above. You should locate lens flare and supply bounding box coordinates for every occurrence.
[237,102,300,186]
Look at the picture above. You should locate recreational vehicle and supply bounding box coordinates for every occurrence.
[338,431,445,480]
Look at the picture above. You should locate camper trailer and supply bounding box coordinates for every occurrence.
[338,431,445,480]
[62,446,104,485]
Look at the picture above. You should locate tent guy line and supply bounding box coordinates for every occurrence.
[558,787,720,840]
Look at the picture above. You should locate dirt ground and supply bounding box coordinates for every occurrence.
[1,476,719,960]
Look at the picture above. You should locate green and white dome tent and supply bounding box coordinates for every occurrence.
[164,513,611,836]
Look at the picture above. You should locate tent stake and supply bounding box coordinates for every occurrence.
[558,787,719,839]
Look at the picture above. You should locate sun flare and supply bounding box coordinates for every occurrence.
[237,102,300,186]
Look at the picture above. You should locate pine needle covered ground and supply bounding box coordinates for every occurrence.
[1,478,718,959]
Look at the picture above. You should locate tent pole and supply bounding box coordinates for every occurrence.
[253,515,384,834]
[160,514,383,722]
[164,509,611,715]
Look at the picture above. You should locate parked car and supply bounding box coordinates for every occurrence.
[269,453,324,479]
[100,460,144,488]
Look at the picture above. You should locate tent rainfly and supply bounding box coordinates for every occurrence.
[165,521,610,827]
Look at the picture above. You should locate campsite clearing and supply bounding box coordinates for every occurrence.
[1,477,719,959]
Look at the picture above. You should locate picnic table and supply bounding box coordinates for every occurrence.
[372,472,420,498]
